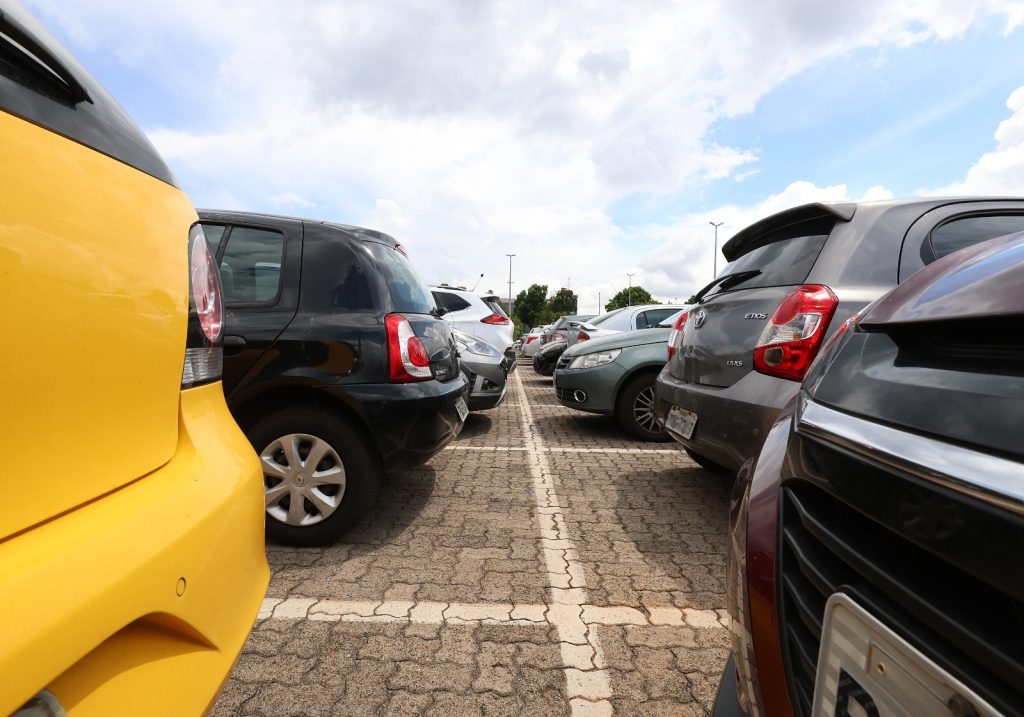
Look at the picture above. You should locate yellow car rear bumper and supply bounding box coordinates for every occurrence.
[0,382,269,715]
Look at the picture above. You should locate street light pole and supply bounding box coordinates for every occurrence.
[598,291,601,313]
[505,253,515,316]
[709,221,724,278]
[626,273,635,306]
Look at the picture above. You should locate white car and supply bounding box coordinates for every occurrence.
[566,304,689,346]
[520,324,551,357]
[431,286,515,362]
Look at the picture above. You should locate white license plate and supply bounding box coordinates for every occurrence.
[455,396,469,422]
[812,594,998,717]
[665,405,697,439]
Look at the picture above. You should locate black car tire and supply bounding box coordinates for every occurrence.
[247,408,381,546]
[684,447,732,475]
[616,373,672,442]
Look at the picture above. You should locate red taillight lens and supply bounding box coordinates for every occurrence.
[525,336,537,344]
[481,313,510,325]
[578,331,591,342]
[667,311,689,360]
[182,225,224,388]
[752,285,837,382]
[386,313,433,382]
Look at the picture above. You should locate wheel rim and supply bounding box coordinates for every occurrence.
[261,433,346,527]
[632,385,663,433]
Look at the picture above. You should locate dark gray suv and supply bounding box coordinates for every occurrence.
[655,198,1024,473]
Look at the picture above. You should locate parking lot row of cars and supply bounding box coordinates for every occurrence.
[531,198,1024,717]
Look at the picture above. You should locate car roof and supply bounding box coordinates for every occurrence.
[198,209,398,247]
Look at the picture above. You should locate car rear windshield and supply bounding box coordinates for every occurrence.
[714,217,833,294]
[485,299,509,318]
[588,309,624,326]
[365,241,436,314]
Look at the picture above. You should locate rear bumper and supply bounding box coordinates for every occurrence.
[330,375,468,473]
[552,363,625,415]
[0,382,269,716]
[461,355,509,411]
[654,365,795,471]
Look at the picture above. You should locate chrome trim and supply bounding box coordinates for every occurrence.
[797,399,1024,516]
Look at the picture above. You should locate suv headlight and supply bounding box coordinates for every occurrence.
[457,333,502,358]
[567,348,620,369]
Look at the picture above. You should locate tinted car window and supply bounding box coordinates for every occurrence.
[930,214,1024,259]
[331,251,374,311]
[485,300,509,318]
[366,241,435,314]
[717,233,827,293]
[636,308,676,328]
[433,291,472,312]
[220,227,285,305]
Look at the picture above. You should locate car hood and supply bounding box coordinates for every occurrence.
[563,328,670,357]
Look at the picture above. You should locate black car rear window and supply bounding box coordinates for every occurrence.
[716,219,832,294]
[365,241,436,314]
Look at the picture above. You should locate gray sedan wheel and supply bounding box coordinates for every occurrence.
[617,373,672,442]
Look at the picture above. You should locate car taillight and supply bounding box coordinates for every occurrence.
[481,313,510,325]
[667,311,689,360]
[753,285,837,382]
[577,331,591,342]
[551,332,565,341]
[525,336,538,344]
[181,224,224,388]
[386,313,432,382]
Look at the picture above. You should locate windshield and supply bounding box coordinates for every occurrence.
[364,241,436,314]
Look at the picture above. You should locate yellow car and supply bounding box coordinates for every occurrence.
[0,4,269,715]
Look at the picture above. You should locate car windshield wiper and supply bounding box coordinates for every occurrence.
[692,270,761,304]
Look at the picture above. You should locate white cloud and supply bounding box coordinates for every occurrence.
[23,0,1024,306]
[925,83,1024,195]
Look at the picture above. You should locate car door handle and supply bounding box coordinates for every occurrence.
[223,335,246,355]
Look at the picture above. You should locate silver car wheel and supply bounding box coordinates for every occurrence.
[632,385,662,433]
[261,433,347,527]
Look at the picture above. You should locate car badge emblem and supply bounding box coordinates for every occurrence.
[693,310,707,328]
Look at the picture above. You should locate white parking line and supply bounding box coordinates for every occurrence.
[511,369,615,716]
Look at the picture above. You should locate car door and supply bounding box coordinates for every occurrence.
[898,200,1024,281]
[201,218,302,395]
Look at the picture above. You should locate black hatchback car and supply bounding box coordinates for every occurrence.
[198,210,468,545]
[718,232,1024,717]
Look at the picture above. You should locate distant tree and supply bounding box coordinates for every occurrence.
[684,294,698,304]
[513,283,549,329]
[547,287,578,316]
[512,316,524,340]
[605,285,657,310]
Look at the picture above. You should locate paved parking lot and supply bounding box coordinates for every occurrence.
[214,369,732,717]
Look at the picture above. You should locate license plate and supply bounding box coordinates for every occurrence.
[665,405,697,439]
[812,594,998,717]
[455,396,469,422]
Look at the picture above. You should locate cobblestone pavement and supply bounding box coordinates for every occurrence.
[214,368,732,717]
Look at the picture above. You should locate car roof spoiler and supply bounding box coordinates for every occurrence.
[721,202,856,262]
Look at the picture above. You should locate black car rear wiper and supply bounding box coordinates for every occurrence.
[692,270,761,303]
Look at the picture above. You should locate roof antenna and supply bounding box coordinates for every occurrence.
[470,273,484,292]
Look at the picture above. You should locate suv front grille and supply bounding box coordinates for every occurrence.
[556,355,571,370]
[778,452,1024,717]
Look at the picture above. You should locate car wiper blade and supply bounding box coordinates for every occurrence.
[693,270,761,303]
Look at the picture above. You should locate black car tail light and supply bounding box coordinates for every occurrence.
[181,225,224,388]
[753,285,837,382]
[385,313,432,383]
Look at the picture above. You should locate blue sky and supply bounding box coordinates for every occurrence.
[26,1,1024,307]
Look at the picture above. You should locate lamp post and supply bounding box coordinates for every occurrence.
[709,221,724,278]
[505,253,515,316]
[598,291,601,313]
[626,273,635,306]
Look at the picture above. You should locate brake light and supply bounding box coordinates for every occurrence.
[577,331,591,342]
[753,285,838,382]
[481,313,510,325]
[525,336,538,344]
[550,332,565,341]
[667,311,689,360]
[385,313,432,382]
[181,225,224,388]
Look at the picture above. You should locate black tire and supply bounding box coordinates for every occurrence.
[684,447,732,475]
[616,373,672,442]
[246,407,381,546]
